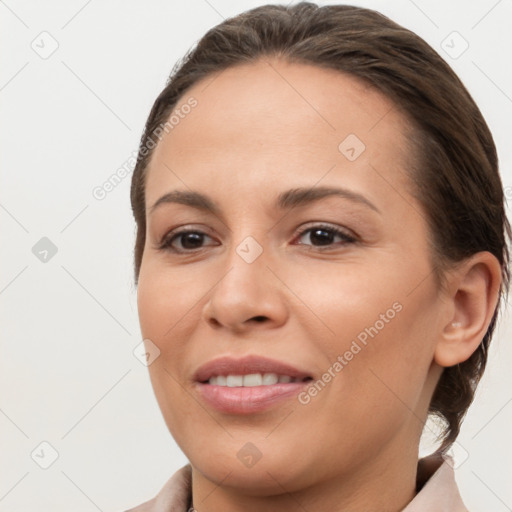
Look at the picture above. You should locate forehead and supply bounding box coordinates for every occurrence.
[145,58,414,210]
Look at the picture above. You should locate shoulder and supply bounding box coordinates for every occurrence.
[122,464,192,512]
[403,454,469,512]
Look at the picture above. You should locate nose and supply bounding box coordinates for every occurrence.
[201,240,289,334]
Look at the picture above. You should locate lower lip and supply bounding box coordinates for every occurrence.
[196,381,310,414]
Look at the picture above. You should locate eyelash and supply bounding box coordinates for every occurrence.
[157,223,357,254]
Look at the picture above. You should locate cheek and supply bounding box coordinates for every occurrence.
[322,284,439,432]
[284,259,403,348]
[136,271,194,441]
[294,254,439,405]
[137,262,201,340]
[136,264,209,430]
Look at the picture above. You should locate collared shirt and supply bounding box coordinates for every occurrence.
[124,455,469,512]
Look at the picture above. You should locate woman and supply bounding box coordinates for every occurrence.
[125,2,510,511]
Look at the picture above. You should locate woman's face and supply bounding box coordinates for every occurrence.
[137,59,449,493]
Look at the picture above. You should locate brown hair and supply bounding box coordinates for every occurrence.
[130,2,511,452]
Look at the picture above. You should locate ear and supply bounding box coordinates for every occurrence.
[434,251,502,367]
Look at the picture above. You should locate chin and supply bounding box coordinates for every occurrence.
[187,440,317,495]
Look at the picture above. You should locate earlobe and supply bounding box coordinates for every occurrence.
[434,251,502,368]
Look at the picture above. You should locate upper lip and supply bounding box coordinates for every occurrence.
[193,355,312,383]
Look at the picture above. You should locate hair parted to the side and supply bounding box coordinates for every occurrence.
[130,2,511,453]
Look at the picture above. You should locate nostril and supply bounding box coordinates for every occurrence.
[252,316,267,322]
[208,318,222,328]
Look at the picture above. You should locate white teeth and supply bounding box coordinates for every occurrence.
[207,372,301,387]
[226,375,243,387]
[243,373,263,386]
[262,373,279,385]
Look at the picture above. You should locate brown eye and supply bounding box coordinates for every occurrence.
[159,230,217,253]
[295,224,356,249]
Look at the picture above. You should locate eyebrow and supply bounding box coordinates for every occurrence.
[149,186,381,216]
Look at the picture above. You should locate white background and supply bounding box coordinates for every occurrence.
[1,1,511,511]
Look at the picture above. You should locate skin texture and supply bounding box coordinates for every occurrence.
[136,58,502,512]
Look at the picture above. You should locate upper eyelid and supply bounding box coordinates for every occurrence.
[162,224,216,241]
[165,221,351,237]
[162,222,356,249]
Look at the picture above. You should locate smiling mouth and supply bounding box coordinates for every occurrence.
[203,373,313,387]
[196,374,314,414]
